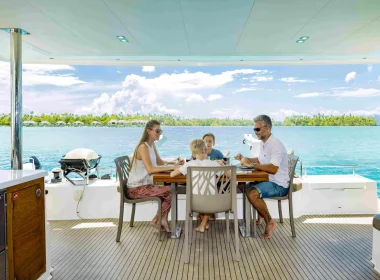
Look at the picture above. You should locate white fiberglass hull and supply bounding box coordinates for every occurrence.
[45,175,379,221]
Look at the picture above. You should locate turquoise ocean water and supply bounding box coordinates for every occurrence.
[0,126,379,198]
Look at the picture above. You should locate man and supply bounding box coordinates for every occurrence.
[235,115,289,239]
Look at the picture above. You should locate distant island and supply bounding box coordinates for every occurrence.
[0,113,376,127]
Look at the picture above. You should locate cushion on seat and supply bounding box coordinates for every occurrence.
[374,214,380,231]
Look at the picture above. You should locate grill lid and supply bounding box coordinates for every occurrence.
[63,148,100,160]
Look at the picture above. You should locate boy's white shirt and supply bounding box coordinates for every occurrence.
[179,159,221,195]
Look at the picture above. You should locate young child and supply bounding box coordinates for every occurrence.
[203,133,224,160]
[171,139,225,232]
[188,133,224,161]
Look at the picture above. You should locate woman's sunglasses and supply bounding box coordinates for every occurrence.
[151,128,163,134]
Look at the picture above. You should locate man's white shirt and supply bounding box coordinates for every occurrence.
[258,134,289,188]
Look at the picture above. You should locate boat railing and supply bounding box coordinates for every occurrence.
[298,161,359,177]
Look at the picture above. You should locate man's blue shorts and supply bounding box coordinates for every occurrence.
[249,181,289,199]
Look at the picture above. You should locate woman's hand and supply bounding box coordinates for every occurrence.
[176,159,185,165]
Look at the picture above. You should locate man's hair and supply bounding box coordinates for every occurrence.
[190,139,206,157]
[202,133,215,142]
[254,115,272,129]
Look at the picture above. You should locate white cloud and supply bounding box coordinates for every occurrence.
[186,94,204,103]
[280,77,313,83]
[332,88,380,97]
[270,109,308,121]
[233,87,256,94]
[207,94,223,101]
[347,107,380,116]
[0,61,86,87]
[142,66,155,72]
[294,88,380,98]
[251,76,273,82]
[270,107,380,122]
[368,65,373,72]
[294,92,327,98]
[78,69,255,115]
[345,71,356,82]
[210,109,253,119]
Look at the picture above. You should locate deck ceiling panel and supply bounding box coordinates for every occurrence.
[0,0,98,56]
[25,0,142,55]
[325,17,380,55]
[0,32,48,59]
[235,0,330,54]
[287,0,380,55]
[105,0,189,54]
[180,0,254,54]
[1,0,380,64]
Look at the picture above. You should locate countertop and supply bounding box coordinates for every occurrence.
[0,170,48,190]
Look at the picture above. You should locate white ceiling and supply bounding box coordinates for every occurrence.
[1,0,380,65]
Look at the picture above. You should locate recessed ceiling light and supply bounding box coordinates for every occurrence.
[116,36,125,39]
[300,36,309,40]
[296,40,305,43]
[120,39,128,42]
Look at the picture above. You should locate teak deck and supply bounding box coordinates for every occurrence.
[50,215,380,280]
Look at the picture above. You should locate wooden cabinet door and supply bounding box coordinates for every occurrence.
[7,178,46,280]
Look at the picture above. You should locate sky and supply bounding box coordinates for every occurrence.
[0,62,380,121]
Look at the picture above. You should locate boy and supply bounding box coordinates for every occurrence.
[188,133,224,161]
[203,133,224,160]
[171,139,225,232]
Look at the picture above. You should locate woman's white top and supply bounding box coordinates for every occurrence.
[128,142,157,188]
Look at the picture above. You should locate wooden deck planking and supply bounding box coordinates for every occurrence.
[49,215,380,280]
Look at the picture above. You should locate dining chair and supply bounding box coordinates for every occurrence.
[114,155,164,242]
[250,154,299,237]
[184,165,239,263]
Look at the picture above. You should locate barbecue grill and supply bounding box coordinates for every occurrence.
[59,148,102,185]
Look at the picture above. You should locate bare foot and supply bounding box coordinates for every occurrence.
[256,215,264,225]
[195,225,206,233]
[161,219,171,233]
[260,219,276,239]
[150,220,160,230]
[205,223,210,230]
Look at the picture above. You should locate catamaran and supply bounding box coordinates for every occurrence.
[1,0,380,279]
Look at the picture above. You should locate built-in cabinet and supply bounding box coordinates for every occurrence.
[6,177,46,280]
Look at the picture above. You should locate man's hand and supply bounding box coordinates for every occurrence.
[240,157,252,167]
[234,153,243,160]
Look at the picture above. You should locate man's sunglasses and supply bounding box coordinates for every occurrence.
[253,127,263,132]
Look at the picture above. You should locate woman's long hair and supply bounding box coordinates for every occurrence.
[130,120,160,171]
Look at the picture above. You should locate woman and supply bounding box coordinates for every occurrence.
[128,120,180,232]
